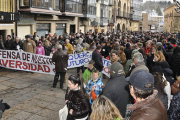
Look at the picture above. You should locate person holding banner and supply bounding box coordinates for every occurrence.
[23,35,37,54]
[52,44,69,89]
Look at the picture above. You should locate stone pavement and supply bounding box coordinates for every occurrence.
[0,68,109,120]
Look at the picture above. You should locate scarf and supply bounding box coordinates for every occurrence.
[95,49,102,57]
[111,56,120,64]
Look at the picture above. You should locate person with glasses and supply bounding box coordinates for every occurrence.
[65,75,90,120]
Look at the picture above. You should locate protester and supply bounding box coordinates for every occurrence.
[4,35,13,50]
[101,42,112,58]
[118,46,127,67]
[90,95,123,120]
[147,45,157,72]
[83,60,100,85]
[86,70,103,105]
[11,37,23,51]
[36,41,45,55]
[52,44,68,89]
[154,51,170,69]
[23,35,36,53]
[102,62,130,117]
[168,91,180,120]
[124,43,132,60]
[41,36,51,56]
[64,39,73,54]
[143,41,151,56]
[110,50,121,64]
[126,52,149,77]
[76,38,85,77]
[169,46,180,79]
[171,76,180,95]
[92,45,104,73]
[126,70,168,120]
[65,75,90,120]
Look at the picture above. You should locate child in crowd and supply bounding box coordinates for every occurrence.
[83,60,100,85]
[86,70,103,105]
[36,41,45,55]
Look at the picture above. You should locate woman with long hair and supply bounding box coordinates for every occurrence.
[154,51,170,69]
[65,75,90,120]
[147,45,157,72]
[118,46,127,68]
[111,50,121,64]
[90,95,123,120]
[152,66,171,109]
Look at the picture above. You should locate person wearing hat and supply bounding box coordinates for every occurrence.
[23,35,36,53]
[126,70,168,120]
[102,62,130,118]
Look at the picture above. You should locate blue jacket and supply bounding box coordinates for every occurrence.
[86,77,103,105]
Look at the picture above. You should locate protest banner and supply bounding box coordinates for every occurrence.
[0,50,110,77]
[102,58,111,78]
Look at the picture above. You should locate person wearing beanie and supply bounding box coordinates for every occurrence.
[23,34,37,53]
[52,44,69,89]
[126,70,168,120]
[102,62,130,118]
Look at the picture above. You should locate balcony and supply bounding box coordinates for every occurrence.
[116,11,130,19]
[101,0,109,5]
[109,0,114,6]
[130,14,142,21]
[83,5,96,18]
[19,0,62,15]
[100,17,108,26]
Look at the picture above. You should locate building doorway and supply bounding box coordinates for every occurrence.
[117,23,120,31]
[70,25,75,34]
[122,24,125,31]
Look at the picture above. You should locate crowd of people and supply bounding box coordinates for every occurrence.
[1,31,180,120]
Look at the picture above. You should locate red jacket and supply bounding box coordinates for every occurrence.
[143,46,151,56]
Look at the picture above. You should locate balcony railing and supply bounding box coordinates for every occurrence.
[109,0,114,6]
[20,0,59,10]
[101,0,109,5]
[116,11,130,19]
[100,17,108,26]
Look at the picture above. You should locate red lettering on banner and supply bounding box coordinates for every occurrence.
[31,64,37,71]
[2,59,8,67]
[103,67,110,73]
[16,61,22,69]
[37,64,44,72]
[22,62,28,69]
[9,60,15,68]
[43,65,50,73]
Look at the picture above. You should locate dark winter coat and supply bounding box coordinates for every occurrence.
[124,48,132,60]
[102,74,130,118]
[169,53,180,78]
[92,50,104,72]
[163,68,175,86]
[101,45,112,58]
[52,49,69,72]
[147,53,155,72]
[168,91,180,120]
[128,90,168,120]
[164,51,173,64]
[65,88,90,119]
[4,39,13,50]
[155,61,170,69]
[11,41,23,50]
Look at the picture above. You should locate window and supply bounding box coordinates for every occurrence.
[66,0,83,13]
[56,23,66,36]
[20,0,59,10]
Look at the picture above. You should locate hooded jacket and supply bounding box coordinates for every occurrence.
[36,41,45,55]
